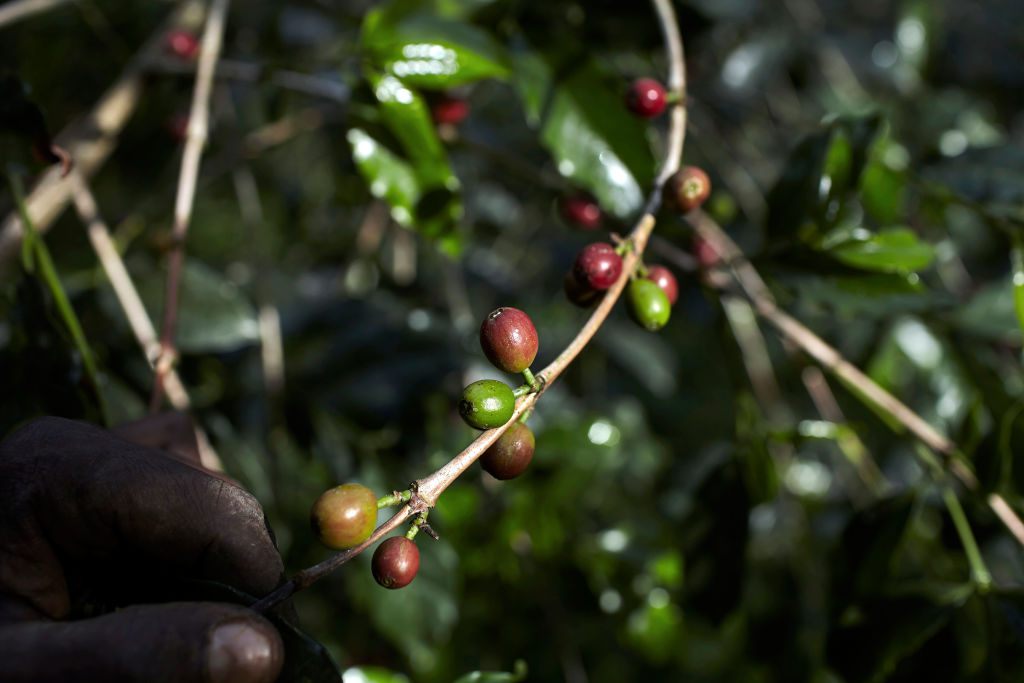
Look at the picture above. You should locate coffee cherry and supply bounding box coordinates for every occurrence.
[645,265,678,306]
[460,379,515,429]
[431,94,469,126]
[693,235,720,268]
[626,78,667,118]
[573,243,623,291]
[666,166,711,213]
[165,29,200,61]
[372,536,420,589]
[310,483,377,550]
[480,422,535,480]
[564,271,600,308]
[560,194,602,230]
[627,279,671,331]
[480,308,539,374]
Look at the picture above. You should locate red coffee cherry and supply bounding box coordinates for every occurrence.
[626,78,667,118]
[372,536,420,589]
[573,243,622,291]
[166,29,200,61]
[693,235,720,268]
[431,94,469,126]
[310,483,378,550]
[563,271,600,308]
[480,307,539,374]
[480,422,535,480]
[645,265,678,306]
[560,194,602,230]
[166,113,190,143]
[666,166,711,213]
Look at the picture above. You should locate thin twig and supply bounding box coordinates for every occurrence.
[250,0,689,613]
[67,172,226,470]
[689,209,1024,546]
[151,0,231,411]
[0,0,74,29]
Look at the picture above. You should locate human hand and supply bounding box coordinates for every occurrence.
[0,416,286,682]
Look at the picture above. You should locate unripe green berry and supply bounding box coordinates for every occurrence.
[481,422,535,480]
[480,307,539,374]
[459,379,515,429]
[627,279,671,331]
[310,483,377,550]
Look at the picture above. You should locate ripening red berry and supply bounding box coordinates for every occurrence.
[310,483,378,550]
[693,235,720,268]
[560,194,602,230]
[666,166,711,213]
[431,94,469,126]
[480,307,539,374]
[372,536,420,589]
[564,271,600,308]
[626,78,667,118]
[573,243,622,291]
[645,265,678,306]
[481,422,535,480]
[166,113,190,143]
[166,29,200,61]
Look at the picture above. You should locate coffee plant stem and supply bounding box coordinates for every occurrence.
[151,0,231,412]
[250,0,690,614]
[942,486,993,591]
[690,208,1024,548]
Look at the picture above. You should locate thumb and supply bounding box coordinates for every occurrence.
[0,602,284,683]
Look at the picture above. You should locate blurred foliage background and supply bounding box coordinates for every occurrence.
[3,0,1024,681]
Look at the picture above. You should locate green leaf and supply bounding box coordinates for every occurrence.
[451,661,528,683]
[766,113,883,241]
[363,3,509,89]
[1011,243,1024,339]
[342,667,411,683]
[511,49,655,218]
[139,260,259,353]
[951,277,1023,344]
[347,128,420,226]
[363,71,463,241]
[827,228,935,273]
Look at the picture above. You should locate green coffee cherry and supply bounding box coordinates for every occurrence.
[627,278,671,331]
[459,379,515,429]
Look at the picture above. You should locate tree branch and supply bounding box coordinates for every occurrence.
[250,0,689,613]
[151,0,231,411]
[689,209,1024,547]
[0,0,74,29]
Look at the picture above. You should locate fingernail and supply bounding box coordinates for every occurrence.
[207,621,278,683]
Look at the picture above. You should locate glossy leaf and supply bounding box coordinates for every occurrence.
[363,2,509,88]
[766,114,883,241]
[347,128,420,226]
[451,661,528,683]
[342,667,410,683]
[511,49,654,218]
[827,228,935,273]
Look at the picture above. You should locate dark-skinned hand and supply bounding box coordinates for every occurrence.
[0,416,286,682]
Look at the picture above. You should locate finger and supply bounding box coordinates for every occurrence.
[0,602,283,683]
[112,412,205,470]
[0,417,284,618]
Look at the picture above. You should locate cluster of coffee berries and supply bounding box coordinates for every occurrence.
[310,483,421,589]
[460,307,540,480]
